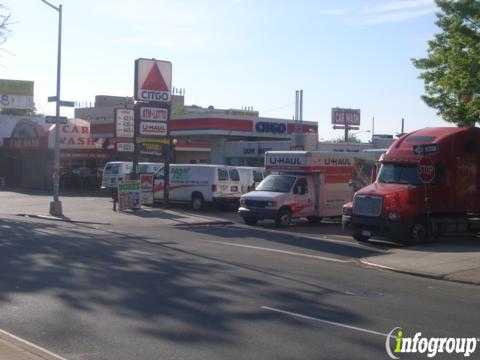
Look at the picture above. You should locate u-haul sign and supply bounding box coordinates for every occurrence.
[265,151,353,172]
[134,58,172,102]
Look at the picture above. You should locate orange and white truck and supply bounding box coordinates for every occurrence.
[238,151,377,226]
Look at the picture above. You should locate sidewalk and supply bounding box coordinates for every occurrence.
[361,240,480,285]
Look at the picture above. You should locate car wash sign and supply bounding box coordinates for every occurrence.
[134,59,172,103]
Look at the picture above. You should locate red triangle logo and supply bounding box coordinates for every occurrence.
[141,63,169,92]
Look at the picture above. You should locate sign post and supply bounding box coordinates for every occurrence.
[331,108,361,142]
[133,58,172,205]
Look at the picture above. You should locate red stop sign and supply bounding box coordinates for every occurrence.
[418,157,435,184]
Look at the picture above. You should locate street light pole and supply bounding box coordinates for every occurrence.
[41,0,63,217]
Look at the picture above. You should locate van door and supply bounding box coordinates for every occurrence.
[229,168,241,198]
[291,177,315,218]
[216,168,230,198]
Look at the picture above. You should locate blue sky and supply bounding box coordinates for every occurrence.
[2,0,449,141]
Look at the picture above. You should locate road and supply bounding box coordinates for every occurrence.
[0,192,479,359]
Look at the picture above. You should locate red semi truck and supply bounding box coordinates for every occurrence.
[342,127,480,244]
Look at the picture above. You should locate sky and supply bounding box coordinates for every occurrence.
[1,0,450,141]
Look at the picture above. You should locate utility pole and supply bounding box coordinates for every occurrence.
[41,0,64,217]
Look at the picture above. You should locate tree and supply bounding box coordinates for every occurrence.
[0,5,9,45]
[412,0,480,127]
[331,134,363,143]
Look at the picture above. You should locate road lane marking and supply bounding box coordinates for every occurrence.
[262,306,392,338]
[0,328,68,360]
[205,240,353,263]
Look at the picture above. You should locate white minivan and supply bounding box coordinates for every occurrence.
[154,164,239,210]
[101,161,163,190]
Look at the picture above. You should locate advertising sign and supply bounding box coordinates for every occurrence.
[418,157,435,184]
[140,173,154,205]
[115,109,134,138]
[49,119,103,149]
[116,142,134,152]
[137,137,169,156]
[139,106,168,122]
[331,108,361,126]
[118,180,141,211]
[139,121,167,136]
[0,80,34,110]
[134,59,172,102]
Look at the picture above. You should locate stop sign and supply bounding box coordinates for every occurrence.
[418,157,435,184]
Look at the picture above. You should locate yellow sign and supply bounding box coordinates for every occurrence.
[137,137,169,145]
[0,79,34,96]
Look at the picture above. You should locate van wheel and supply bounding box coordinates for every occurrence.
[307,216,322,224]
[275,208,292,227]
[353,230,370,242]
[243,216,258,226]
[191,193,204,211]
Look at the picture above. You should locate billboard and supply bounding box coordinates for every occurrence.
[134,59,172,102]
[331,108,361,126]
[0,79,35,110]
[115,109,134,138]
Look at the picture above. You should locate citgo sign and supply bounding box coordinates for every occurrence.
[255,122,286,134]
[134,59,172,103]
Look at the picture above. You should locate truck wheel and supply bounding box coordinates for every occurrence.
[353,230,370,242]
[275,208,292,227]
[243,216,258,226]
[307,216,322,224]
[191,193,204,211]
[410,223,428,244]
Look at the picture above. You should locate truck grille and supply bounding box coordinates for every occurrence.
[353,195,382,217]
[245,199,267,208]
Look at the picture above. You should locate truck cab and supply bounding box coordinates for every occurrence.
[344,127,480,244]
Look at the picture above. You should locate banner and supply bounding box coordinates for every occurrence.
[118,180,141,211]
[140,173,154,205]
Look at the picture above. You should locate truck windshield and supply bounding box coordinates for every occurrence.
[378,163,421,186]
[256,175,296,193]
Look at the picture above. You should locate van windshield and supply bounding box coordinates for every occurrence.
[104,163,120,175]
[378,163,421,186]
[256,175,296,193]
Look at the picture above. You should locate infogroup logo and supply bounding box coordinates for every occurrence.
[385,327,479,359]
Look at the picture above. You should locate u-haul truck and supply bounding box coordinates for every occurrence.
[238,151,377,226]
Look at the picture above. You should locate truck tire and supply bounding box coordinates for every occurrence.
[307,216,322,224]
[191,193,204,211]
[243,216,258,226]
[275,208,292,227]
[353,230,370,242]
[409,223,429,244]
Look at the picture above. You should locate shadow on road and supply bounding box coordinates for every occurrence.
[179,225,388,259]
[0,216,375,348]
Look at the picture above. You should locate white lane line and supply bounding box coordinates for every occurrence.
[0,328,68,360]
[262,306,391,338]
[206,240,353,263]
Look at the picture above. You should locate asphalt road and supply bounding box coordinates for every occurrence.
[0,198,479,359]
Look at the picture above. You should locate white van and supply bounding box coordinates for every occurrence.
[154,164,237,210]
[101,161,163,190]
[231,167,266,198]
[238,151,378,226]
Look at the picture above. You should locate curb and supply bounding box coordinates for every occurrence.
[174,220,234,227]
[0,328,67,360]
[359,258,480,286]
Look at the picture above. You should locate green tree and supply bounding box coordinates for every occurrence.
[412,0,480,126]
